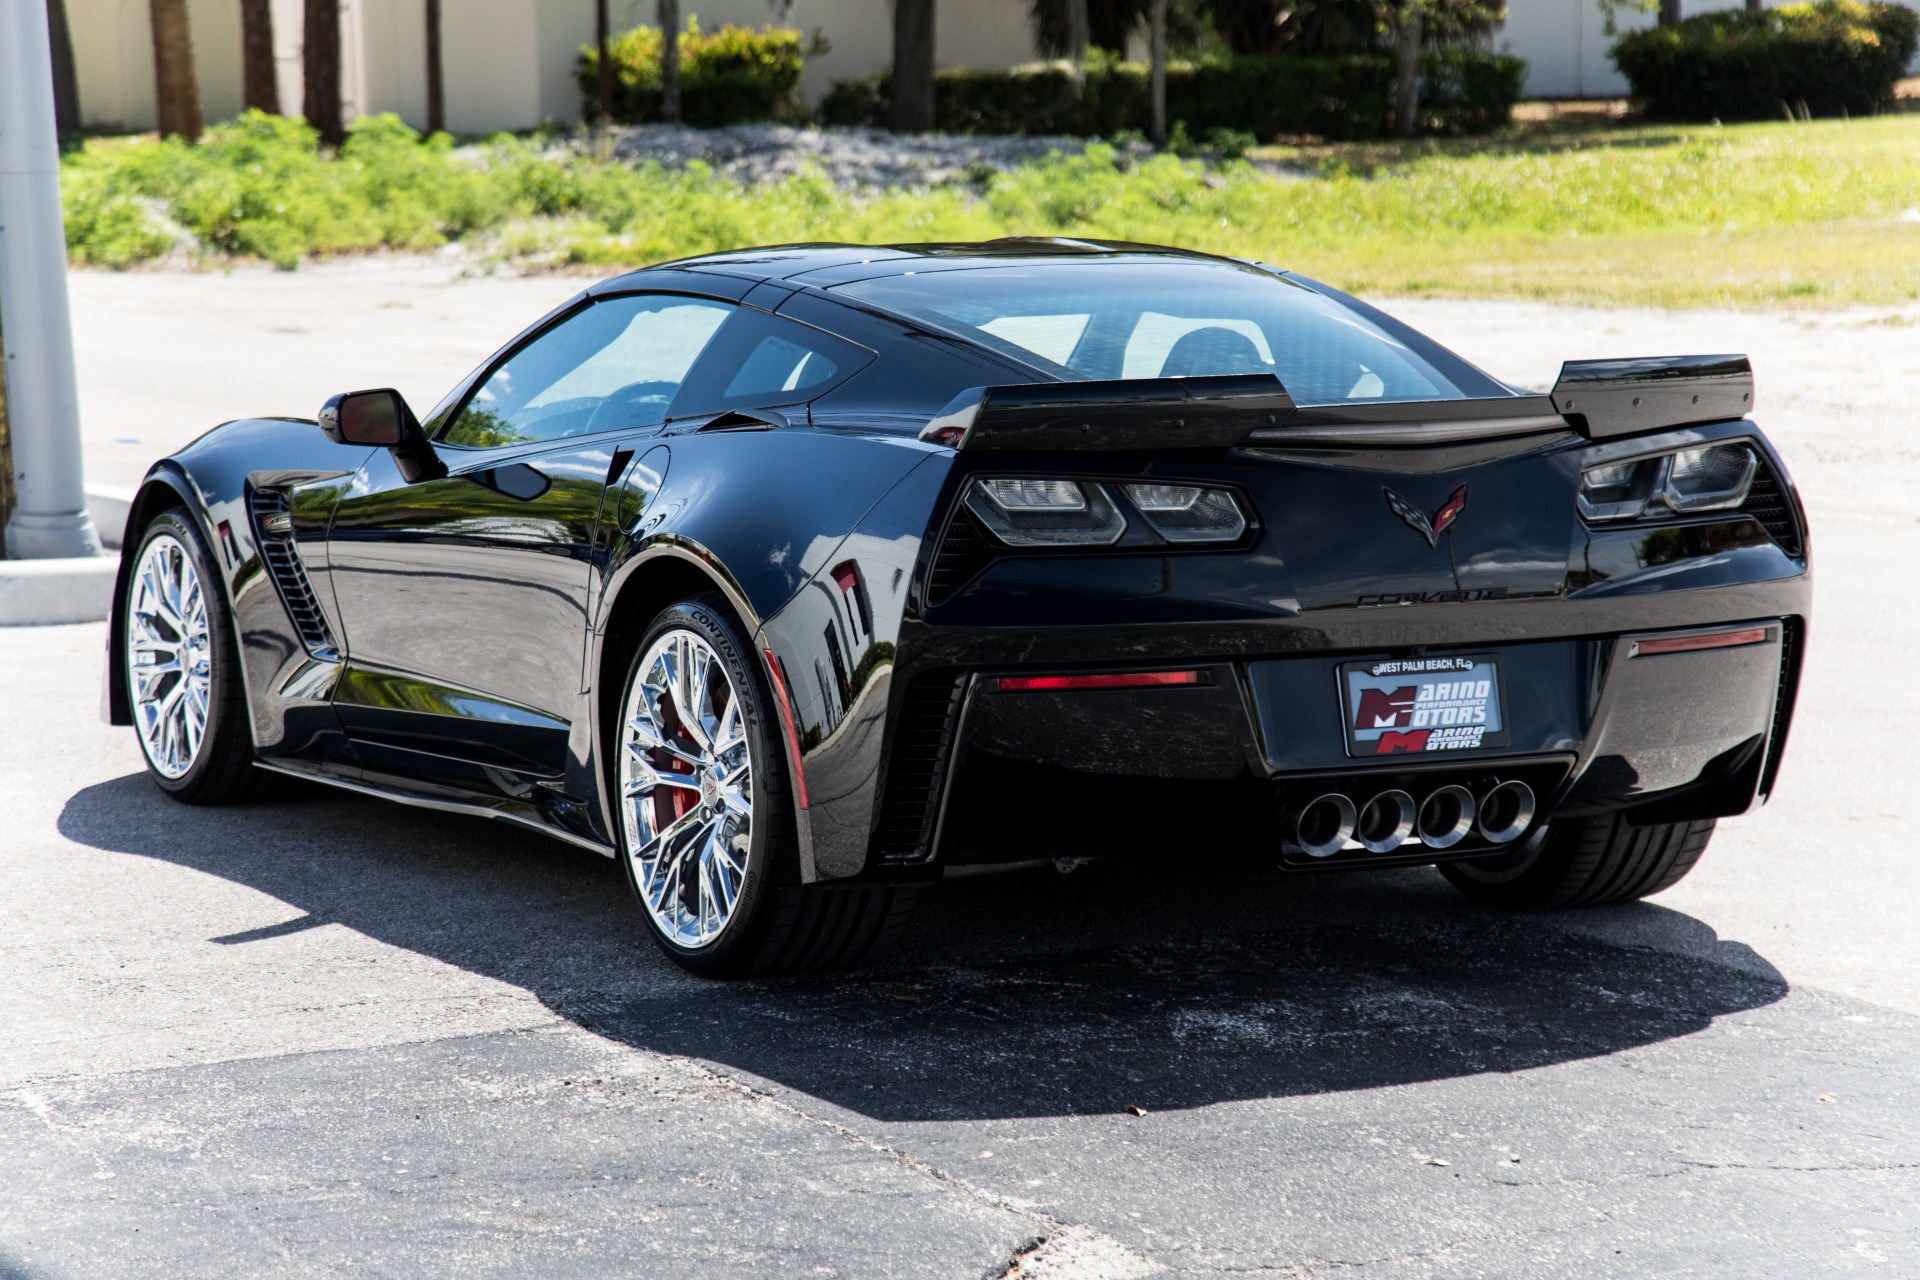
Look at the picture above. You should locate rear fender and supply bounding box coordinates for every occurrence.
[590,429,945,877]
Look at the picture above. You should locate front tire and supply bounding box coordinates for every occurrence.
[124,509,271,803]
[1439,813,1714,909]
[615,598,918,978]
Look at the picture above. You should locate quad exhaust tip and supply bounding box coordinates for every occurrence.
[1416,785,1477,850]
[1477,779,1536,845]
[1356,789,1417,853]
[1294,781,1537,858]
[1295,792,1357,859]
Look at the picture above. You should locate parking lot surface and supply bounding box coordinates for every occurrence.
[3,264,1917,1277]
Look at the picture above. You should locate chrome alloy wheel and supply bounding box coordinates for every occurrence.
[127,533,212,779]
[619,628,754,949]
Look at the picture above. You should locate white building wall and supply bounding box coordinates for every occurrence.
[616,0,1039,108]
[67,0,1906,132]
[69,0,1038,133]
[1498,0,1920,99]
[68,0,242,130]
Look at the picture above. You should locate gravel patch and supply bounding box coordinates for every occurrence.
[604,122,1142,189]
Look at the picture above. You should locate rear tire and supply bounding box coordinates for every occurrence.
[614,597,919,978]
[1439,813,1714,909]
[123,509,275,804]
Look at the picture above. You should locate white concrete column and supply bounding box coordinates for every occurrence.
[0,0,103,559]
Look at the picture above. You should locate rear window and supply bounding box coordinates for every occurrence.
[834,262,1465,405]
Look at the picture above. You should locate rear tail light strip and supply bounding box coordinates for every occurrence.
[1630,626,1772,658]
[993,670,1202,693]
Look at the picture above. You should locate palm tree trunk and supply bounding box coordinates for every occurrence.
[1658,0,1682,25]
[659,0,681,123]
[891,0,936,132]
[149,0,203,141]
[425,0,444,133]
[303,0,343,144]
[595,0,612,124]
[1148,0,1168,147]
[240,0,278,114]
[1066,0,1089,93]
[1394,7,1422,139]
[46,0,82,143]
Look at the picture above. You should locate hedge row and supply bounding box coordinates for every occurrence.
[576,22,806,126]
[820,53,1527,141]
[1611,0,1918,121]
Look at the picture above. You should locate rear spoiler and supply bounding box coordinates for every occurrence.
[1548,354,1754,440]
[919,374,1294,452]
[919,358,1753,452]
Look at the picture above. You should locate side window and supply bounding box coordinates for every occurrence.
[441,294,734,449]
[669,309,873,419]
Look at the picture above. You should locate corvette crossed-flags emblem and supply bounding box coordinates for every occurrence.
[1383,485,1469,549]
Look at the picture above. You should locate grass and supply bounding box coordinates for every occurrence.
[61,109,1920,310]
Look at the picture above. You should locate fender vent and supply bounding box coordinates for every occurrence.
[1742,462,1803,558]
[1759,616,1803,799]
[873,670,968,864]
[926,509,994,606]
[251,487,338,658]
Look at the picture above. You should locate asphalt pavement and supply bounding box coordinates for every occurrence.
[3,265,1917,1277]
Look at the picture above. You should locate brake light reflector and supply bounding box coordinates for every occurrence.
[1631,626,1770,657]
[994,670,1202,692]
[762,649,811,808]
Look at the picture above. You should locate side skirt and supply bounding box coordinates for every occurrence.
[253,759,616,858]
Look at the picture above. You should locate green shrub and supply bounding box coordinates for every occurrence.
[577,20,806,126]
[819,51,1526,141]
[1612,0,1919,121]
[62,110,507,268]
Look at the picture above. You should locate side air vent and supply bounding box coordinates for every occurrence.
[873,670,968,864]
[926,509,995,606]
[1742,461,1803,558]
[1759,616,1803,799]
[251,487,338,658]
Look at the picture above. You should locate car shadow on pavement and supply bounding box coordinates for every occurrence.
[59,773,1787,1123]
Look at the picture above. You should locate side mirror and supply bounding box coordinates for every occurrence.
[318,388,445,482]
[319,388,412,445]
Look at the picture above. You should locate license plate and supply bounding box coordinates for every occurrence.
[1340,655,1510,757]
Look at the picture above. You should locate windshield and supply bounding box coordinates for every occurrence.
[835,262,1467,405]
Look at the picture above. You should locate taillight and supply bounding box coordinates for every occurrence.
[1120,483,1248,543]
[1578,442,1757,522]
[962,477,1249,547]
[963,478,1125,546]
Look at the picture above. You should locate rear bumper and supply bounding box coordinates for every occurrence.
[908,616,1798,871]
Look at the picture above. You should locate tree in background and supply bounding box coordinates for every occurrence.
[46,0,82,143]
[303,0,342,144]
[1378,0,1504,135]
[892,0,936,131]
[240,0,278,113]
[595,0,613,124]
[149,0,202,140]
[1206,0,1378,54]
[660,0,682,122]
[1387,0,1422,136]
[1066,0,1090,89]
[1030,0,1212,56]
[425,0,444,133]
[1148,0,1168,144]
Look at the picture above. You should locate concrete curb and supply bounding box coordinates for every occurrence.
[87,485,135,552]
[0,555,119,625]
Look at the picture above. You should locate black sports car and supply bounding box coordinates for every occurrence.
[105,240,1809,976]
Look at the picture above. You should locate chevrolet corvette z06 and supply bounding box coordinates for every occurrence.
[105,239,1808,975]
